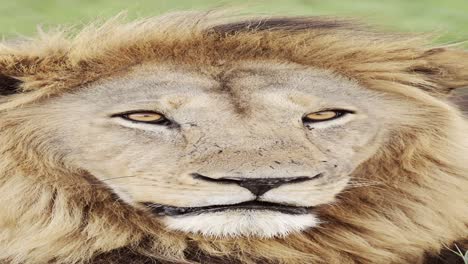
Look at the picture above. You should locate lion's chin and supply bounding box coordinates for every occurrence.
[162,210,319,238]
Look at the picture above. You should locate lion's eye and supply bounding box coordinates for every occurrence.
[302,110,351,123]
[115,111,171,125]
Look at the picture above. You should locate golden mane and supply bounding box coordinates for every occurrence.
[0,11,467,264]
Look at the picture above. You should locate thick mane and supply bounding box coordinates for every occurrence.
[0,11,467,264]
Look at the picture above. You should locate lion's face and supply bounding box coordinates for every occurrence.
[35,61,392,238]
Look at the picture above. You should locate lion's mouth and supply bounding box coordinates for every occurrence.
[143,201,313,216]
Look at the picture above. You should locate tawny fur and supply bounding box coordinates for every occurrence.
[0,11,467,264]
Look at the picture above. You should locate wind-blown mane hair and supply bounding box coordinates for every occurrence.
[0,11,467,264]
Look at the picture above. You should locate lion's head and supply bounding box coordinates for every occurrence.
[1,12,467,264]
[29,61,387,238]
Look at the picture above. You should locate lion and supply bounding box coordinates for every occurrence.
[0,11,467,264]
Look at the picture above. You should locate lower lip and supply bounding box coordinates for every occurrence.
[143,201,312,216]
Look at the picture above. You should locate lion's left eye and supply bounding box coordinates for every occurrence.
[302,110,351,123]
[113,111,171,125]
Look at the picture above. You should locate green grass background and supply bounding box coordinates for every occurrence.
[0,0,467,44]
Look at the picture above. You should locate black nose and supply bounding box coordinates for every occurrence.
[192,173,320,196]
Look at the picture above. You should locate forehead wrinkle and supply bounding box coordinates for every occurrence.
[207,62,299,115]
[211,69,252,116]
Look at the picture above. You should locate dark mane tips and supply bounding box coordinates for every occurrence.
[0,74,22,96]
[208,17,351,36]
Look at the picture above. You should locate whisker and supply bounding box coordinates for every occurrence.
[100,175,138,181]
[38,175,141,190]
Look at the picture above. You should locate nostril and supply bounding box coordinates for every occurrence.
[310,173,323,180]
[191,173,216,182]
[191,173,240,184]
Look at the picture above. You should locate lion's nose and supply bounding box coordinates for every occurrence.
[230,177,316,196]
[191,173,320,196]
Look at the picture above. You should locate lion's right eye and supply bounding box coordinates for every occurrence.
[113,111,172,125]
[302,109,353,124]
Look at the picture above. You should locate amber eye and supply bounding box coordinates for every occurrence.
[303,110,351,123]
[114,111,171,125]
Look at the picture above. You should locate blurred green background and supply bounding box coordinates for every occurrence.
[0,0,467,44]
